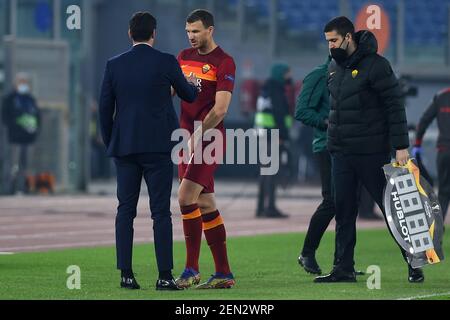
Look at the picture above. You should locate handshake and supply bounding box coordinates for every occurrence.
[185,72,198,85]
[172,72,198,96]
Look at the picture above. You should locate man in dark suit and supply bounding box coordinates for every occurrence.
[99,12,198,290]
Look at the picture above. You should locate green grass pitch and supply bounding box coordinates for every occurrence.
[1,228,449,300]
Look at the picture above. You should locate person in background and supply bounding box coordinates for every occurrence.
[295,56,333,274]
[413,87,450,221]
[254,63,293,219]
[2,72,41,194]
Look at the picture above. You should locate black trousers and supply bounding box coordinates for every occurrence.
[256,174,277,214]
[256,135,278,215]
[331,152,408,272]
[357,184,376,216]
[301,150,335,257]
[437,150,450,220]
[114,152,173,273]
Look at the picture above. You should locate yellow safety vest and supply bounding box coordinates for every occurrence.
[254,112,293,129]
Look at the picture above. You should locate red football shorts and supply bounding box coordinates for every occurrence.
[178,139,225,194]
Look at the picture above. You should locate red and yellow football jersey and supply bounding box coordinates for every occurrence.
[177,46,236,134]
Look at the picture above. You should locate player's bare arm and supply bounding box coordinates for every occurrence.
[200,91,232,133]
[189,91,232,154]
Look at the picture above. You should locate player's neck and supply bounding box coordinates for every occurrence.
[198,40,218,55]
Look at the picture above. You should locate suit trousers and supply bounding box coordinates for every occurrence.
[114,152,174,272]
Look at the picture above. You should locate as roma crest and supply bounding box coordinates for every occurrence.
[202,64,211,74]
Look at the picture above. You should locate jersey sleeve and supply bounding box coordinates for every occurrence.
[216,57,236,93]
[176,50,185,68]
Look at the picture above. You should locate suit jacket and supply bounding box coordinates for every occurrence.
[99,44,197,157]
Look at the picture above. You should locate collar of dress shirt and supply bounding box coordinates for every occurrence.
[133,42,152,47]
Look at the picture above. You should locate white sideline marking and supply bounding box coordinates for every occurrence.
[0,252,14,255]
[398,291,450,300]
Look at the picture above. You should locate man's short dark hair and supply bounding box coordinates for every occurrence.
[324,16,355,38]
[186,9,214,28]
[129,12,157,42]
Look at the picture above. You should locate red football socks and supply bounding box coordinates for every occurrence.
[202,210,231,275]
[181,204,202,272]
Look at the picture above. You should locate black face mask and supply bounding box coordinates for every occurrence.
[330,37,349,64]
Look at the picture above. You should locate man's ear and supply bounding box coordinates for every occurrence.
[347,33,352,42]
[208,26,214,36]
[128,29,132,41]
[152,30,156,39]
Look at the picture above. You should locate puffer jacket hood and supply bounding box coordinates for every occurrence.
[270,63,290,84]
[345,30,378,68]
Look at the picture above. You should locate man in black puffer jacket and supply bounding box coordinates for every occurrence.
[314,17,424,284]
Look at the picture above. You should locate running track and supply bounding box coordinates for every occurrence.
[0,180,401,253]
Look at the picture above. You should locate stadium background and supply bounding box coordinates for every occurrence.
[0,0,449,300]
[1,0,449,192]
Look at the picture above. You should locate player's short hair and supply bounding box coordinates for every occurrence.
[324,16,355,38]
[129,12,157,42]
[186,9,214,28]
